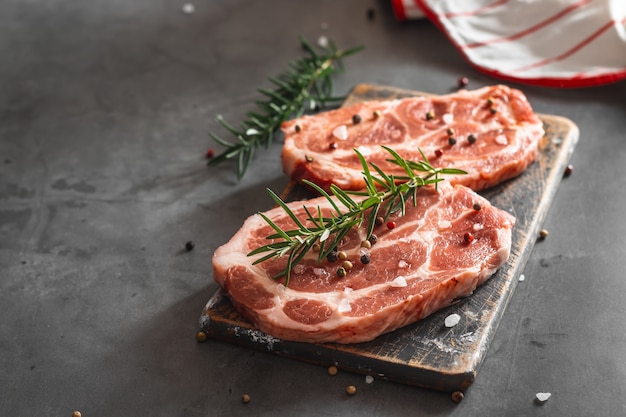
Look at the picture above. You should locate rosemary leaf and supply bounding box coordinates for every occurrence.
[248,146,467,284]
[208,37,364,179]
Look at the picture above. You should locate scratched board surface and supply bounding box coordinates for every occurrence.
[199,84,579,392]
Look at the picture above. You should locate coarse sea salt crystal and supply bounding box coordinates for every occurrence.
[398,260,408,268]
[246,128,259,136]
[365,375,374,384]
[293,264,304,274]
[442,113,454,124]
[332,125,348,140]
[438,220,451,229]
[495,134,508,145]
[338,298,351,313]
[182,3,195,13]
[535,392,551,404]
[318,35,329,48]
[444,313,461,328]
[473,223,484,231]
[313,267,328,277]
[390,276,407,287]
[344,287,353,294]
[276,283,286,292]
[519,274,526,282]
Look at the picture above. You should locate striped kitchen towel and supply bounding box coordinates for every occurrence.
[393,0,626,87]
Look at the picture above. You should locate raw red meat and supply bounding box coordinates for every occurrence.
[281,85,544,192]
[212,182,515,344]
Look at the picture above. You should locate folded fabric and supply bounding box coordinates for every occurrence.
[394,0,626,87]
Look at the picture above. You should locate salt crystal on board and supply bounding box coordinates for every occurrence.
[444,313,461,328]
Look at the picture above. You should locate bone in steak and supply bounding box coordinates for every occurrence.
[281,85,544,192]
[212,182,515,344]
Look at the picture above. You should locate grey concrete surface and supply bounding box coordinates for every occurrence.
[2,1,625,416]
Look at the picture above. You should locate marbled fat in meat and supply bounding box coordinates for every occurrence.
[281,85,544,192]
[212,182,515,344]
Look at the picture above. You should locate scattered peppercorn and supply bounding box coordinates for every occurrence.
[205,148,215,159]
[467,134,477,144]
[539,229,549,239]
[342,260,353,271]
[451,391,465,403]
[373,110,381,119]
[185,241,195,251]
[305,155,314,162]
[375,216,384,226]
[338,251,348,261]
[360,253,371,264]
[72,411,82,417]
[564,164,573,177]
[327,251,338,263]
[489,107,497,115]
[448,137,457,146]
[487,97,494,106]
[312,243,320,252]
[360,240,372,249]
[368,234,378,245]
[464,232,474,243]
[473,202,482,211]
[426,111,435,120]
[196,331,207,343]
[329,141,337,150]
[328,365,338,376]
[241,394,251,404]
[346,385,357,395]
[352,114,362,124]
[457,76,469,88]
[337,266,347,278]
[435,149,443,158]
[387,221,396,230]
[446,128,455,136]
[295,124,302,132]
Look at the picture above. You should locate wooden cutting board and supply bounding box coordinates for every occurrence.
[199,84,579,393]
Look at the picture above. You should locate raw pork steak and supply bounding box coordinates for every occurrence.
[281,85,544,192]
[212,182,515,344]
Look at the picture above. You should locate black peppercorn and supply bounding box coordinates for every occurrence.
[360,254,371,264]
[185,241,195,251]
[352,114,362,124]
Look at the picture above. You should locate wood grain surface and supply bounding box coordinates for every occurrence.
[199,84,579,392]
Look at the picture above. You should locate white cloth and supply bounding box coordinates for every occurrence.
[394,0,626,87]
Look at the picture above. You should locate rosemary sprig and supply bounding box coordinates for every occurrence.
[248,146,467,285]
[208,37,364,179]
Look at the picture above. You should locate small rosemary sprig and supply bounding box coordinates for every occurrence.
[248,146,467,285]
[208,37,364,179]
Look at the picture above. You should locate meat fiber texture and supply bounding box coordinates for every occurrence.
[212,182,515,344]
[281,85,544,192]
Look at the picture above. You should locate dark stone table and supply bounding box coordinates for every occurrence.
[2,1,625,416]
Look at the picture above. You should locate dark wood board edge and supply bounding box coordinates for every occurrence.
[199,84,579,392]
